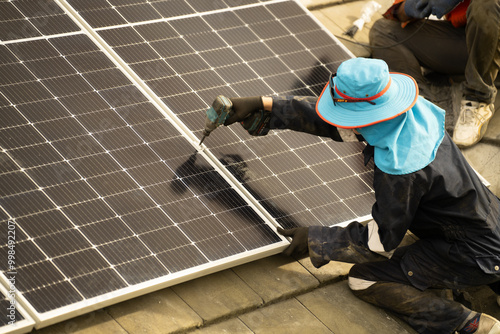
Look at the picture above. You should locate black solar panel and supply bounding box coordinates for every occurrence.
[0,31,281,318]
[0,0,374,331]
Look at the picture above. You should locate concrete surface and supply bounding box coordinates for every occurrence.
[32,0,500,333]
[107,288,203,333]
[232,255,319,303]
[296,281,415,333]
[170,270,263,323]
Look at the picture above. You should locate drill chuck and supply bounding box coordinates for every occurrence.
[199,95,233,145]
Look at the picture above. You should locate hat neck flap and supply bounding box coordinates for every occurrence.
[357,97,445,175]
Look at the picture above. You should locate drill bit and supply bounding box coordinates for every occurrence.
[199,134,207,146]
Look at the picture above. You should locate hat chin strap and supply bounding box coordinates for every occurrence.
[335,77,392,102]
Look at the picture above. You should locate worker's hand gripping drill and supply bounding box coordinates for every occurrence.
[224,96,270,134]
[199,96,272,146]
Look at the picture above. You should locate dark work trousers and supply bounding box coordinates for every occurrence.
[369,0,500,104]
[348,240,500,334]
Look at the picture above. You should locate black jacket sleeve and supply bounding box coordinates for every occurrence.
[308,167,424,268]
[267,96,343,141]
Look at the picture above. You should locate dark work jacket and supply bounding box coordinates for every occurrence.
[266,96,500,280]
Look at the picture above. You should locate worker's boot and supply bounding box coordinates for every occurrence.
[452,100,494,147]
[459,313,500,333]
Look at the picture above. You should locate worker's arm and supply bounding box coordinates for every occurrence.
[224,96,357,142]
[276,219,395,264]
[281,169,423,267]
[267,96,343,141]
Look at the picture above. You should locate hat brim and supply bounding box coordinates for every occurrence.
[316,72,419,129]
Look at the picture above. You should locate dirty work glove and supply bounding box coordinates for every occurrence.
[224,96,271,136]
[404,0,463,18]
[277,227,309,258]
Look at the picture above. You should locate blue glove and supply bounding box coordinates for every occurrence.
[404,0,463,19]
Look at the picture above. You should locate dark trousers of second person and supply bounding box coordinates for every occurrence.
[369,0,500,104]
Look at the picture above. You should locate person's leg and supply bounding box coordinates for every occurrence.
[488,281,500,307]
[351,281,471,333]
[369,18,468,86]
[463,0,500,103]
[453,0,500,147]
[348,259,471,333]
[347,240,500,333]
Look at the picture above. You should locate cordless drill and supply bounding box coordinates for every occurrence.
[199,96,273,146]
[199,95,234,146]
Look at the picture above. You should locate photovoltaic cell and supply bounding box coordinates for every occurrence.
[66,0,274,28]
[0,0,374,331]
[0,0,79,41]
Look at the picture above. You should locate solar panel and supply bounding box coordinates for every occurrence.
[0,0,374,331]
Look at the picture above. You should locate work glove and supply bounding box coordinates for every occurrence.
[277,227,309,258]
[224,96,271,136]
[404,0,463,19]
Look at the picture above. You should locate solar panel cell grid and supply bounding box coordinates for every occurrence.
[155,245,208,273]
[71,268,128,298]
[0,0,79,41]
[2,32,282,323]
[114,256,169,285]
[30,15,80,36]
[66,0,272,29]
[149,0,195,19]
[79,8,128,28]
[108,144,159,168]
[13,0,65,17]
[115,3,163,23]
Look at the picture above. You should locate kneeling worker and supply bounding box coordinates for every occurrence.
[218,57,500,334]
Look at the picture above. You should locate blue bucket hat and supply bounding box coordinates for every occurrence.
[316,58,418,129]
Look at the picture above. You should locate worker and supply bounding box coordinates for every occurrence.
[368,0,499,147]
[219,58,500,334]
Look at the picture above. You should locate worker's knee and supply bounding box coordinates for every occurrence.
[369,18,399,45]
[348,265,377,292]
[466,0,499,41]
[348,275,377,291]
[467,0,500,18]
